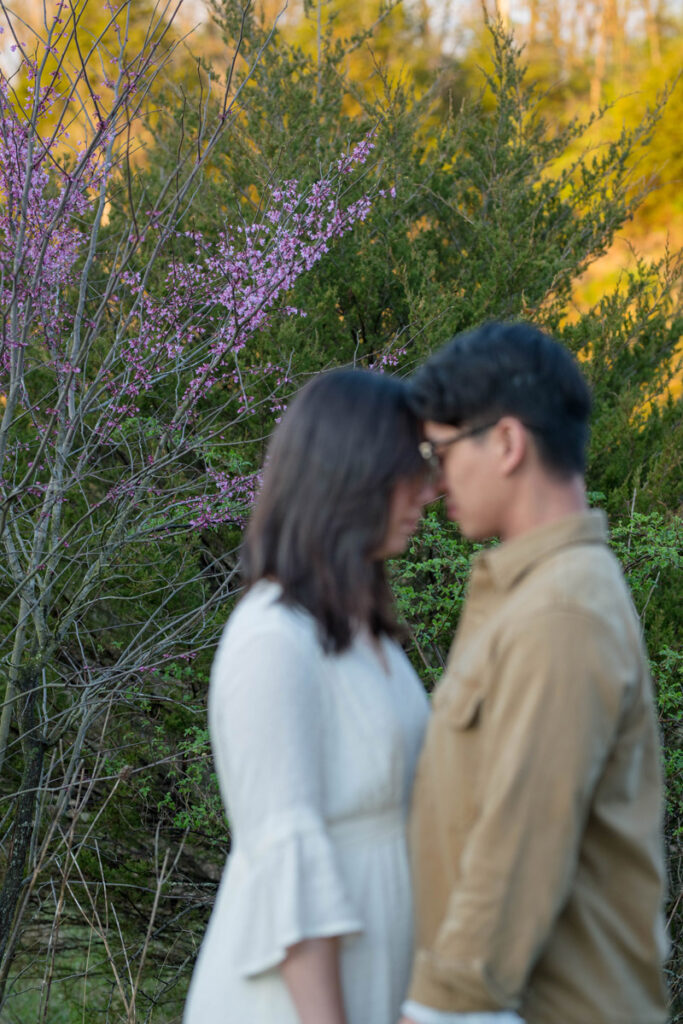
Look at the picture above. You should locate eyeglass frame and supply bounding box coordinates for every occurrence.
[418,421,499,473]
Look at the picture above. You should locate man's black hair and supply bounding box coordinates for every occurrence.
[409,321,592,476]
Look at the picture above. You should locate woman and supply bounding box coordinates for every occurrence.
[184,369,435,1024]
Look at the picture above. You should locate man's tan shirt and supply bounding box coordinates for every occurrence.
[407,511,669,1023]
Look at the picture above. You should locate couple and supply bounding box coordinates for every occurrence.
[184,322,669,1024]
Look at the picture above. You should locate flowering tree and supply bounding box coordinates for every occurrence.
[0,0,389,1006]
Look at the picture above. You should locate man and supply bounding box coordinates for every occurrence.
[400,322,669,1024]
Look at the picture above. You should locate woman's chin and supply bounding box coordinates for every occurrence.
[375,533,413,560]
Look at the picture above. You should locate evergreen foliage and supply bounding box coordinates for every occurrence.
[0,1,680,1020]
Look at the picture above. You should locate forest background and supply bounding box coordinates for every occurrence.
[0,0,681,1021]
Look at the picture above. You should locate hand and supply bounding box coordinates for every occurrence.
[397,1017,417,1024]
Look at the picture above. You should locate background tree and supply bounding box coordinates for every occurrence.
[0,2,389,1017]
[0,1,680,1020]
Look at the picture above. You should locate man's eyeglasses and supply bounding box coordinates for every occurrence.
[418,421,498,474]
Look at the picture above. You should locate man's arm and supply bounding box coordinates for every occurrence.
[408,609,626,1010]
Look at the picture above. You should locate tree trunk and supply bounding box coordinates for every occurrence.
[528,0,539,45]
[0,680,45,1007]
[568,0,586,67]
[607,0,623,87]
[646,0,661,63]
[590,0,606,108]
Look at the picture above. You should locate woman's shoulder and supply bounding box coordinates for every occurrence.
[211,582,322,699]
[222,580,317,649]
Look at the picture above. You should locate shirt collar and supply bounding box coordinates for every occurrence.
[473,509,608,592]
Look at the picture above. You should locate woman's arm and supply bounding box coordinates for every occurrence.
[281,936,347,1024]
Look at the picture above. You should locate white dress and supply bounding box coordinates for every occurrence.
[184,580,430,1024]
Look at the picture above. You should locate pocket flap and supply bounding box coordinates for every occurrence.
[444,685,483,729]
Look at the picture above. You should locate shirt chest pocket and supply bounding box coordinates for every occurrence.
[442,682,484,730]
[434,667,486,727]
[432,679,486,836]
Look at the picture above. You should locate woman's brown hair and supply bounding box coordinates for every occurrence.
[241,368,426,652]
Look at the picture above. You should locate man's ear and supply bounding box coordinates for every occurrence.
[494,416,528,476]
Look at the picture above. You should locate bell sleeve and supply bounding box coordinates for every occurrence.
[209,613,364,978]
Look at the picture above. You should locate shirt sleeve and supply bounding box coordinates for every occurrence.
[408,608,628,1010]
[209,615,363,978]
